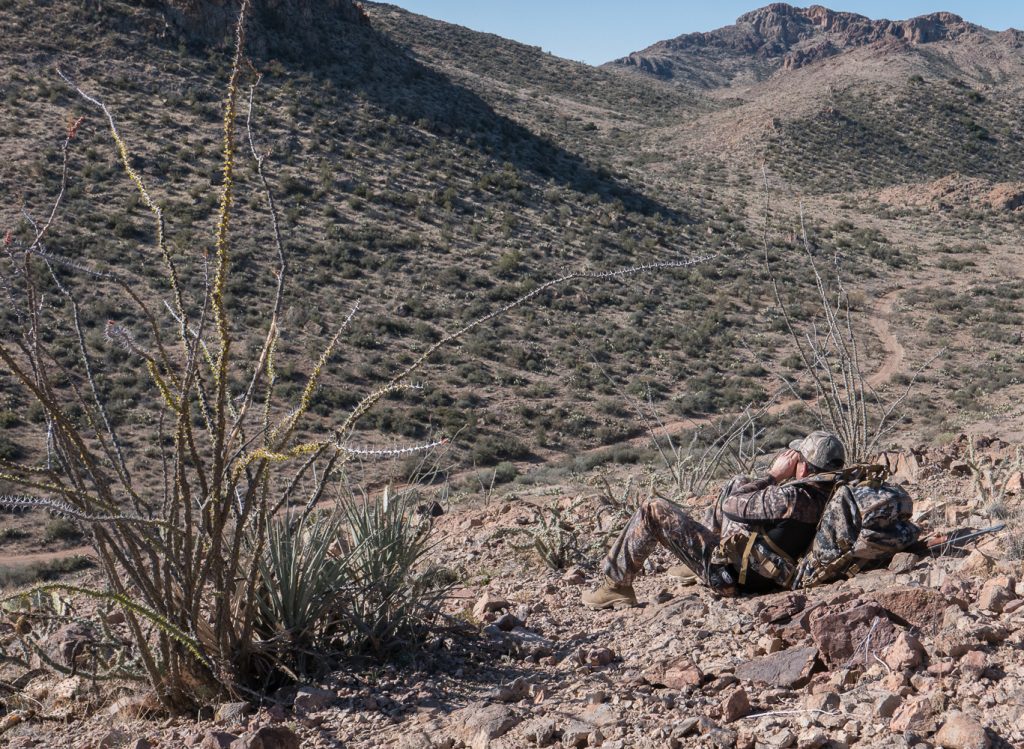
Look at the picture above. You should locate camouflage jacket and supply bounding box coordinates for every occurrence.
[710,474,838,590]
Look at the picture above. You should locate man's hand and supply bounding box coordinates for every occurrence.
[768,449,802,483]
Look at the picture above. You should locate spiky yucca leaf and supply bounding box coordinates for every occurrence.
[338,487,450,653]
[250,511,350,653]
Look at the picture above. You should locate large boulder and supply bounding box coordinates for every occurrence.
[977,576,1016,613]
[808,602,899,666]
[643,656,704,689]
[934,711,990,749]
[883,632,926,671]
[450,702,521,749]
[858,582,946,627]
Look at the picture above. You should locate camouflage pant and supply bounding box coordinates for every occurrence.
[602,497,736,594]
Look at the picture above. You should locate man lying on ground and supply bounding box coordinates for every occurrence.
[582,431,846,609]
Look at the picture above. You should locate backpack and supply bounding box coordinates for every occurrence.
[712,472,841,591]
[791,464,920,590]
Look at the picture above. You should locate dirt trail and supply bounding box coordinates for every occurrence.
[865,289,904,389]
[0,545,95,568]
[0,292,908,569]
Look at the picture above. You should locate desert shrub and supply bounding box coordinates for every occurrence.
[0,409,22,427]
[43,518,84,544]
[509,497,584,570]
[469,433,531,466]
[0,527,29,544]
[937,256,975,271]
[964,443,1023,517]
[0,435,24,460]
[492,461,519,484]
[573,449,613,474]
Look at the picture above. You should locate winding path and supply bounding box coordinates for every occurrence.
[0,546,93,568]
[865,290,905,389]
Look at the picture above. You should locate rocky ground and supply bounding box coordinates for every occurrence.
[2,435,1022,749]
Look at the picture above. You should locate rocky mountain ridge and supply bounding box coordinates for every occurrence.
[606,3,1022,85]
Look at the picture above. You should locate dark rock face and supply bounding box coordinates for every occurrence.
[871,586,963,634]
[782,40,837,70]
[609,3,978,81]
[162,0,368,59]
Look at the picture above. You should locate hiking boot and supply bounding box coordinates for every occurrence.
[581,578,638,610]
[667,563,698,585]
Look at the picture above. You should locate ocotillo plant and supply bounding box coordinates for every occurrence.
[0,1,710,708]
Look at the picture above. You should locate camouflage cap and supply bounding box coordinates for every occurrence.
[789,430,845,471]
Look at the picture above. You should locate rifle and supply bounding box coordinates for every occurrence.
[921,523,1006,554]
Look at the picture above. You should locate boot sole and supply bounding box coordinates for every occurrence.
[582,598,638,611]
[667,565,698,584]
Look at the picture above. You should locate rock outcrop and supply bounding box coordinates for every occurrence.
[607,3,982,84]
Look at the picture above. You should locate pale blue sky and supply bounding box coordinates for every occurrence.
[387,2,1024,64]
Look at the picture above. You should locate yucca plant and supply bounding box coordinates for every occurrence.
[248,511,351,679]
[336,487,448,654]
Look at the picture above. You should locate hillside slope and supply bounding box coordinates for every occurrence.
[602,4,1024,194]
[0,0,1021,495]
[1,7,1024,747]
[0,0,816,492]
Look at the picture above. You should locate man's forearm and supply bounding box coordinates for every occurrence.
[721,482,796,524]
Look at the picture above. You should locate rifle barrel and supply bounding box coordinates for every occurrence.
[928,523,1006,548]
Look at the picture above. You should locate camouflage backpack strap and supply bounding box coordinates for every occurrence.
[740,532,798,588]
[737,532,758,585]
[717,525,798,589]
[782,462,891,491]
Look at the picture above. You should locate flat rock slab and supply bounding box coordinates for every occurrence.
[809,601,899,666]
[643,656,704,690]
[228,726,300,749]
[735,645,819,689]
[451,702,521,749]
[871,586,962,633]
[641,595,708,624]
